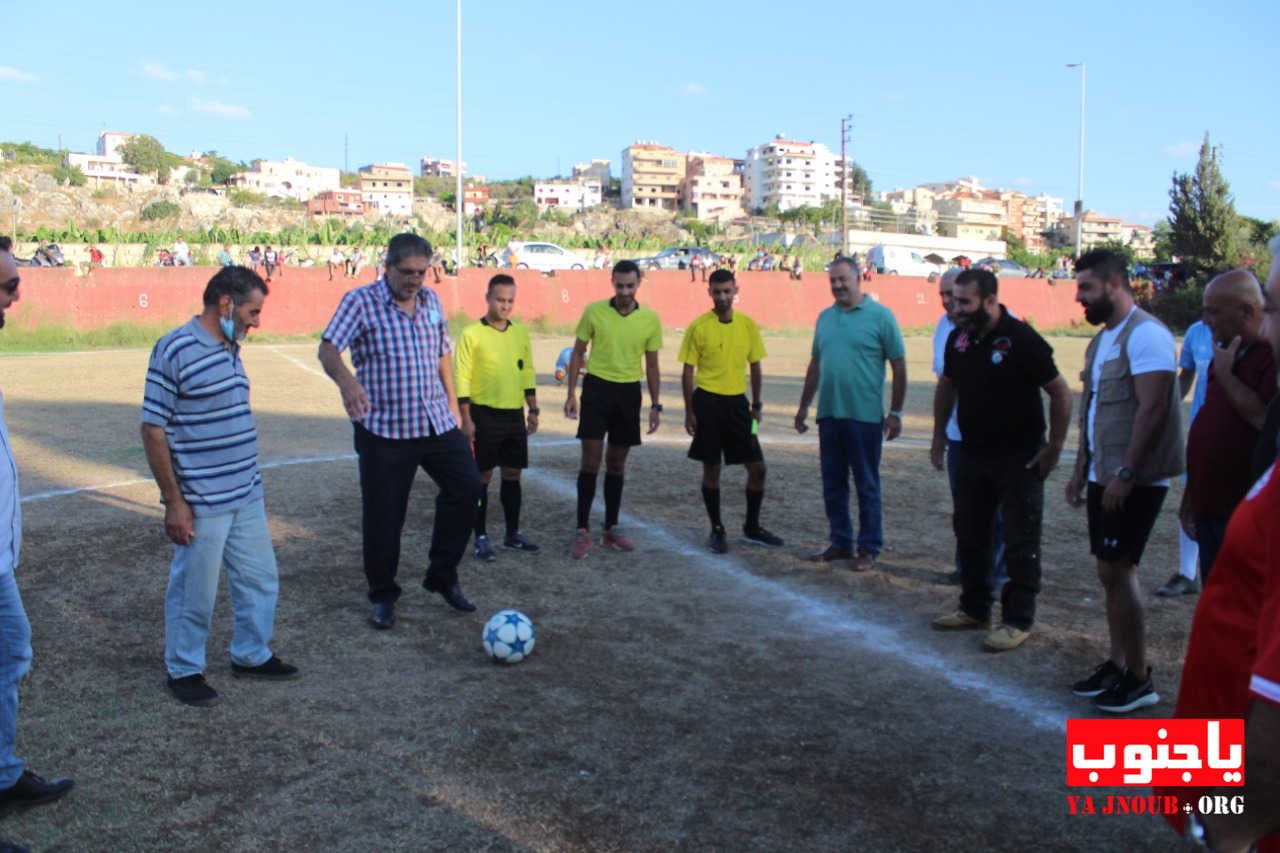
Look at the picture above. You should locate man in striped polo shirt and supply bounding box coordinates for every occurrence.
[142,266,298,708]
[455,274,541,561]
[563,260,663,559]
[319,233,482,628]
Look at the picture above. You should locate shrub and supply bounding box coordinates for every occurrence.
[140,200,181,221]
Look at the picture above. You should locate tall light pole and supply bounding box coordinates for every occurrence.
[1067,63,1086,259]
[455,0,465,273]
[840,114,853,256]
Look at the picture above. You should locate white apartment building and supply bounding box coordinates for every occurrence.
[573,159,611,187]
[742,135,851,212]
[230,157,340,202]
[359,162,414,216]
[420,156,466,177]
[66,130,149,187]
[680,154,744,222]
[534,179,603,211]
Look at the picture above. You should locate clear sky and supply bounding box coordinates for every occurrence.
[3,0,1277,226]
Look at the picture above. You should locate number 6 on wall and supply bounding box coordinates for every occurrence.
[139,293,149,309]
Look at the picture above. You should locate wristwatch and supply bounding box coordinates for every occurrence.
[651,403,664,412]
[1115,466,1135,482]
[527,407,540,416]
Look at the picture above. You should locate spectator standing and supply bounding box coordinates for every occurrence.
[172,237,192,267]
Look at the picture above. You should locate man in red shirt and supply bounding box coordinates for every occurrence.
[1181,269,1276,582]
[1165,248,1280,851]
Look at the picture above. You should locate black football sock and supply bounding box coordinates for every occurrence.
[474,488,488,537]
[702,486,724,529]
[576,471,597,530]
[603,473,624,529]
[745,488,764,531]
[500,479,522,535]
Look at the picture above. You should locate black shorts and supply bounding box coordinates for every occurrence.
[470,405,528,471]
[1086,482,1168,565]
[687,389,763,465]
[577,374,642,447]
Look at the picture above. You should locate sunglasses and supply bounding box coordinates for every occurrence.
[0,277,18,295]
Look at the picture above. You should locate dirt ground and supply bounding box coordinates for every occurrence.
[0,332,1196,851]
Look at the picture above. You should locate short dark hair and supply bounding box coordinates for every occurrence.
[708,268,735,286]
[1075,248,1130,290]
[829,256,861,282]
[386,233,433,269]
[487,273,515,292]
[0,236,11,252]
[954,268,998,298]
[203,265,267,307]
[612,259,641,278]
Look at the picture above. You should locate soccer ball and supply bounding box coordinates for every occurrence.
[482,610,536,663]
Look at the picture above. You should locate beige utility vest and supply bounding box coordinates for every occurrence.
[1077,307,1185,485]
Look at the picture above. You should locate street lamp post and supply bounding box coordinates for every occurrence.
[840,114,853,257]
[455,0,464,273]
[1067,62,1086,258]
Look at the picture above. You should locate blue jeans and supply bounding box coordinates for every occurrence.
[0,572,30,787]
[164,498,278,679]
[818,418,883,555]
[946,440,1009,585]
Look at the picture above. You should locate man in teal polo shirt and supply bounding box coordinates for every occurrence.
[795,257,907,569]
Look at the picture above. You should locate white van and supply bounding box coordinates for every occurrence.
[867,245,942,277]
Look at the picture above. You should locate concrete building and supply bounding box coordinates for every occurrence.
[307,190,365,216]
[879,186,940,234]
[463,184,491,217]
[230,157,340,202]
[534,179,603,212]
[420,156,467,177]
[742,135,851,212]
[66,130,149,187]
[1055,210,1126,250]
[680,154,744,222]
[1124,224,1156,256]
[359,162,414,216]
[933,195,1008,241]
[621,143,686,210]
[573,159,611,188]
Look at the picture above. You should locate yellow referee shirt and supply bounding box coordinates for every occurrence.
[454,318,536,410]
[574,299,663,383]
[677,311,766,396]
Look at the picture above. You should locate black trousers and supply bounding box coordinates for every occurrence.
[354,423,481,604]
[955,448,1044,631]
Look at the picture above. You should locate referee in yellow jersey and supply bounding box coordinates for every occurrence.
[680,269,784,553]
[563,260,663,559]
[455,274,541,560]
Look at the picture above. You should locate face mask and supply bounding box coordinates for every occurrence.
[220,309,242,342]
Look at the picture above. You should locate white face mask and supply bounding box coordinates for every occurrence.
[220,306,244,342]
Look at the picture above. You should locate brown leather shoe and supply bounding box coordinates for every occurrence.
[808,545,853,562]
[854,551,877,572]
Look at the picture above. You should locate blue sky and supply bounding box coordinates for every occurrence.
[3,0,1277,226]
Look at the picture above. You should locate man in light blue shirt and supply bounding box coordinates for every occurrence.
[1156,320,1214,597]
[795,257,906,569]
[0,250,75,813]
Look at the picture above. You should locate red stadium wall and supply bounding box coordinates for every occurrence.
[7,267,1086,334]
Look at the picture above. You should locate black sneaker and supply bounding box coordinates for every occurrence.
[742,526,784,547]
[708,526,728,554]
[473,534,497,561]
[1071,660,1123,697]
[167,673,220,707]
[1155,574,1198,596]
[0,770,74,814]
[503,531,540,552]
[1094,667,1160,713]
[231,655,300,680]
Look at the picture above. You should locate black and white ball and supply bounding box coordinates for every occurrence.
[482,610,535,663]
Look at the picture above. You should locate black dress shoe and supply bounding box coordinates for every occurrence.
[0,771,74,813]
[424,578,476,612]
[370,601,395,629]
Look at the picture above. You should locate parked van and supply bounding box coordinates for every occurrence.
[867,245,942,277]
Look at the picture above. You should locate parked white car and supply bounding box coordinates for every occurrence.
[501,241,592,272]
[866,245,943,277]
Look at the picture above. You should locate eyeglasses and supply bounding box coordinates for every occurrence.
[0,277,18,295]
[392,267,428,279]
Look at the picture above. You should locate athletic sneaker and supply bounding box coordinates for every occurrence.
[1071,660,1123,698]
[473,534,496,562]
[742,526,784,547]
[570,529,592,560]
[1155,574,1198,596]
[1094,667,1159,713]
[503,531,540,552]
[708,526,728,554]
[983,624,1030,652]
[931,610,990,631]
[602,528,635,552]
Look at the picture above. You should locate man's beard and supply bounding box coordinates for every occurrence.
[956,306,990,333]
[1084,293,1115,325]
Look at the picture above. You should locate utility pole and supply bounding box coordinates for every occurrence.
[1067,63,1086,258]
[840,114,853,257]
[455,0,465,273]
[344,133,349,174]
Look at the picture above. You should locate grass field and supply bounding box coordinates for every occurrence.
[0,332,1193,851]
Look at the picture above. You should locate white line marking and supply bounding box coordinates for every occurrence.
[268,345,330,378]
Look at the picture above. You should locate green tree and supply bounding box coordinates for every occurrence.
[202,151,243,185]
[118,135,170,176]
[1166,133,1238,283]
[50,163,87,187]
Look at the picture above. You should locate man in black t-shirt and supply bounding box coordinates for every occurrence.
[929,268,1073,652]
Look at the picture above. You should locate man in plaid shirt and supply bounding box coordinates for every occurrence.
[319,233,482,628]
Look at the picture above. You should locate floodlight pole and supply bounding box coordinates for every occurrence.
[840,114,853,256]
[1068,63,1086,258]
[455,0,465,274]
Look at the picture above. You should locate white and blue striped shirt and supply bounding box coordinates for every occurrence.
[0,392,22,576]
[141,318,263,517]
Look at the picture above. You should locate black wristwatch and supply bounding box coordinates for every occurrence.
[651,403,663,412]
[751,401,763,410]
[527,407,540,416]
[1115,466,1135,483]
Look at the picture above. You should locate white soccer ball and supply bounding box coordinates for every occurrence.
[482,610,536,663]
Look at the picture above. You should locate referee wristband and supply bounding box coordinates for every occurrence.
[651,403,663,412]
[527,407,540,416]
